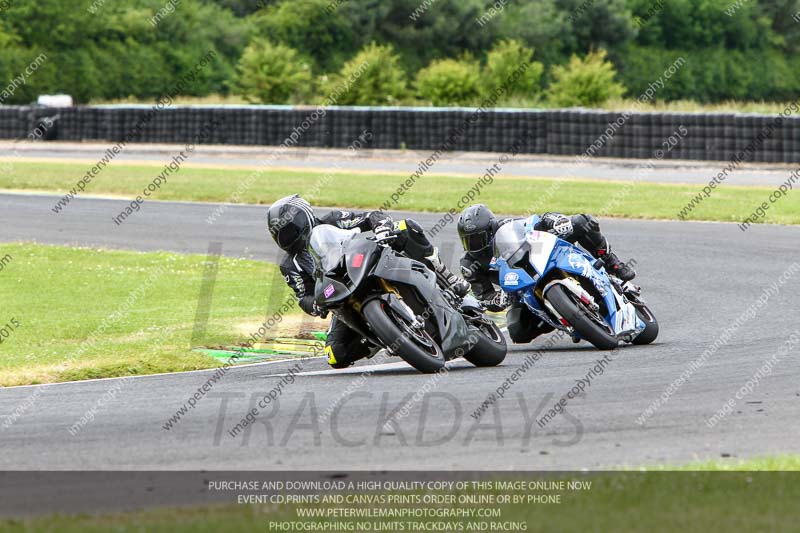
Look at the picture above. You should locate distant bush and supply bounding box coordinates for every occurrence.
[0,0,246,103]
[547,50,625,107]
[415,57,481,106]
[319,43,407,106]
[255,0,357,72]
[618,46,800,103]
[483,40,544,102]
[233,39,312,104]
[748,50,800,103]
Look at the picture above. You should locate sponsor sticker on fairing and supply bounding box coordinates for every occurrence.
[504,272,519,286]
[324,284,335,298]
[568,252,586,271]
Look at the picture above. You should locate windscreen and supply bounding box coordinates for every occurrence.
[493,219,529,266]
[309,225,360,273]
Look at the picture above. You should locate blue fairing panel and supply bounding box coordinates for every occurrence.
[545,241,619,328]
[497,260,536,292]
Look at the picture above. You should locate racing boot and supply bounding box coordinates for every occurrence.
[426,248,470,297]
[598,250,636,281]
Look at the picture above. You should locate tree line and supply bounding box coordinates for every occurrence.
[0,0,798,107]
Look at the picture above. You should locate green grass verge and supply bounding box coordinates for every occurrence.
[89,95,800,115]
[3,160,799,225]
[656,454,800,471]
[0,243,300,386]
[3,459,799,532]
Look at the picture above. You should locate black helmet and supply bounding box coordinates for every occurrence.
[457,204,498,256]
[267,195,316,253]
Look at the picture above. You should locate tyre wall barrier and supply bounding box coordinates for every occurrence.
[1,105,798,163]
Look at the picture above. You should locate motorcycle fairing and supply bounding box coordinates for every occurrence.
[498,228,644,337]
[315,275,352,306]
[313,233,380,306]
[344,238,379,288]
[371,250,472,357]
[496,258,561,330]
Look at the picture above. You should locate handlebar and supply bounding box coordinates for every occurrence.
[366,229,400,244]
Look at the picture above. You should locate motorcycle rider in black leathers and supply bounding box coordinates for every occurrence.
[457,204,637,344]
[267,195,470,368]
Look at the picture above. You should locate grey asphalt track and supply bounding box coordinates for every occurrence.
[2,140,798,186]
[1,192,799,472]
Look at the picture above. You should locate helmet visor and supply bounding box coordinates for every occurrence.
[276,224,301,250]
[462,231,492,254]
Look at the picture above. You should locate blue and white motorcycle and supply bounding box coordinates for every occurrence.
[492,216,658,349]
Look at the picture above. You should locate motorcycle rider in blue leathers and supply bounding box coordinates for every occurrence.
[457,204,636,343]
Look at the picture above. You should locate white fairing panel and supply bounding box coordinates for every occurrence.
[615,291,640,334]
[526,231,557,275]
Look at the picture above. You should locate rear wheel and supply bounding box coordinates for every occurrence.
[545,284,618,350]
[632,305,659,345]
[362,299,445,374]
[462,314,507,367]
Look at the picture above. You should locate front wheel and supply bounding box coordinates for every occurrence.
[545,284,618,350]
[632,305,659,345]
[462,314,507,367]
[362,299,445,374]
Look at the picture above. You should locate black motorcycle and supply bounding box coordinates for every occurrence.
[310,225,507,374]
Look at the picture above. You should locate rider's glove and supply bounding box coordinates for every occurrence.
[537,213,573,237]
[373,221,395,245]
[483,291,509,312]
[300,296,327,318]
[314,303,329,319]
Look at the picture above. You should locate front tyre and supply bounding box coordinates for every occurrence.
[632,305,659,345]
[362,299,445,374]
[462,315,507,367]
[545,284,618,350]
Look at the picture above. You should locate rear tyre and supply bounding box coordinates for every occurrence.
[632,305,659,345]
[545,284,618,350]
[462,316,507,367]
[363,299,445,374]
